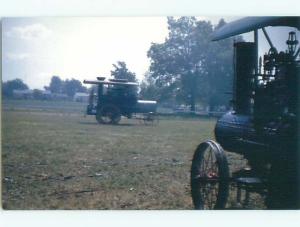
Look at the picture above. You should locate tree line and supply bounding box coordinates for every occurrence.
[2,77,87,99]
[2,61,136,99]
[44,76,87,97]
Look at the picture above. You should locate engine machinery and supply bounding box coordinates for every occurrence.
[83,78,157,124]
[191,17,300,209]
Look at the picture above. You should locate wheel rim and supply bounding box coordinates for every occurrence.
[101,114,113,124]
[191,141,229,209]
[194,145,219,209]
[98,105,121,124]
[100,109,114,124]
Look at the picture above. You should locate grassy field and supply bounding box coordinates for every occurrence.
[1,100,264,209]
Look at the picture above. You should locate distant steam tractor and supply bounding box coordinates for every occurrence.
[83,77,158,124]
[190,17,299,209]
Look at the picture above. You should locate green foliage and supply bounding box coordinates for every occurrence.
[62,78,87,97]
[109,61,138,100]
[47,76,87,97]
[49,76,63,93]
[32,89,43,100]
[111,61,137,82]
[147,17,240,110]
[2,78,29,97]
[139,72,160,100]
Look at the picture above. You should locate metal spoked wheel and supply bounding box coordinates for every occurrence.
[96,105,121,124]
[191,140,230,209]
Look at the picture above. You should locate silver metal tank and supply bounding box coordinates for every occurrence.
[135,100,157,113]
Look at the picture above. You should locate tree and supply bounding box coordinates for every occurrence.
[147,17,239,111]
[111,61,137,82]
[147,17,205,111]
[45,76,87,98]
[62,78,87,98]
[139,72,160,101]
[2,78,29,97]
[110,61,138,99]
[33,89,44,100]
[49,76,63,93]
[202,19,241,111]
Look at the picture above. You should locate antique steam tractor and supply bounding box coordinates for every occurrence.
[191,17,299,209]
[83,77,158,124]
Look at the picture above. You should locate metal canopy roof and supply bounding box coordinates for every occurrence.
[212,16,300,41]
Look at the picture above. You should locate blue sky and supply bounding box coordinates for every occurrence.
[2,17,299,89]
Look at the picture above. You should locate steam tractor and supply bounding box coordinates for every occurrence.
[83,77,157,124]
[190,17,299,209]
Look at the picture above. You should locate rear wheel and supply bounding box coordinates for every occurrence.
[191,140,230,209]
[96,105,121,124]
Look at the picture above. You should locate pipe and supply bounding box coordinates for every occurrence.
[262,28,277,53]
[254,29,259,75]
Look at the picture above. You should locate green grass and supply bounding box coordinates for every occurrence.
[2,99,87,113]
[1,100,265,209]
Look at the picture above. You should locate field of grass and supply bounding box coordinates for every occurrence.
[1,100,265,209]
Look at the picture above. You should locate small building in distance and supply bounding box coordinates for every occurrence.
[51,93,69,101]
[32,89,52,100]
[41,90,52,99]
[13,89,34,99]
[73,92,89,102]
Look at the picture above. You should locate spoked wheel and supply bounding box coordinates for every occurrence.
[96,105,121,124]
[191,140,230,209]
[143,112,159,126]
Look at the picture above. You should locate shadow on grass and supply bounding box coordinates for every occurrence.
[78,121,136,127]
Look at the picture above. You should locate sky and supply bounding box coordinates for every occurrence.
[2,17,170,89]
[2,16,235,89]
[2,16,299,89]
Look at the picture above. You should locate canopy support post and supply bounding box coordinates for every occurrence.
[254,29,258,75]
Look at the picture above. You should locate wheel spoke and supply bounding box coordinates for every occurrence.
[201,157,206,176]
[205,148,211,172]
[200,148,218,209]
[203,148,210,173]
[191,141,229,209]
